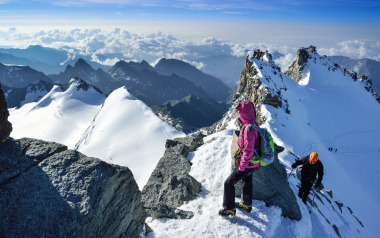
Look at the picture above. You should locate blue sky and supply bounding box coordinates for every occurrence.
[0,0,379,61]
[1,0,379,42]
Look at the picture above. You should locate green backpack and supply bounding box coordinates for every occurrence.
[245,124,275,166]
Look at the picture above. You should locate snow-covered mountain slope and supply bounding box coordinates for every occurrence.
[9,78,105,148]
[143,49,380,237]
[75,87,184,187]
[2,80,54,108]
[9,78,184,188]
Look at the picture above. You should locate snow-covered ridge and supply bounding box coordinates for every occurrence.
[285,46,380,103]
[75,86,184,188]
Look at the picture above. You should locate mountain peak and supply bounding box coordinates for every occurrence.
[74,58,92,70]
[69,76,90,91]
[252,49,273,63]
[284,46,319,82]
[26,45,44,50]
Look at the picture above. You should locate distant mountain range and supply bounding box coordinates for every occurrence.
[49,58,118,94]
[155,58,231,102]
[1,51,231,132]
[0,45,110,74]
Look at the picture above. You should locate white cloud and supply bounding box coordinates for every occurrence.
[0,28,379,71]
[319,40,380,60]
[91,54,120,66]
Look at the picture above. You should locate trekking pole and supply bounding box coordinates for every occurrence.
[286,148,300,160]
[309,189,316,213]
[288,168,294,179]
[286,148,299,179]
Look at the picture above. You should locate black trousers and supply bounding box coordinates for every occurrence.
[223,169,254,210]
[299,178,313,204]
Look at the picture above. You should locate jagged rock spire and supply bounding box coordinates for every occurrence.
[0,82,12,143]
[285,46,317,82]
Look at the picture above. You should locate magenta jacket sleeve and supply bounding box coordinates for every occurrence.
[238,127,257,171]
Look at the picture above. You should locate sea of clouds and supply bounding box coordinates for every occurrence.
[1,27,379,72]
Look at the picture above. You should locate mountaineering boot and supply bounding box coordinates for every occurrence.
[236,202,252,213]
[219,208,236,218]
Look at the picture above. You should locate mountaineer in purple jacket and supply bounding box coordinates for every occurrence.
[219,100,261,218]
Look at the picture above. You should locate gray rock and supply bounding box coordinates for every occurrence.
[0,138,146,238]
[150,203,194,219]
[0,82,12,142]
[142,135,203,218]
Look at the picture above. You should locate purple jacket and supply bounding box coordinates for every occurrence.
[236,101,260,171]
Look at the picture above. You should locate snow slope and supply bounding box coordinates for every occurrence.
[9,80,184,188]
[75,87,184,187]
[143,52,380,237]
[9,79,105,148]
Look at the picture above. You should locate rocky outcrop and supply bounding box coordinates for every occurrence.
[142,134,204,219]
[207,51,287,134]
[0,82,12,142]
[230,131,301,220]
[0,138,146,238]
[285,46,316,82]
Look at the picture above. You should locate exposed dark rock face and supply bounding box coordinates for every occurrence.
[0,82,12,142]
[141,134,204,219]
[284,46,315,82]
[0,138,146,238]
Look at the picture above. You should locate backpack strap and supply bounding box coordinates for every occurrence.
[244,124,261,158]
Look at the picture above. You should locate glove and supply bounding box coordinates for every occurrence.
[314,184,321,190]
[291,163,297,169]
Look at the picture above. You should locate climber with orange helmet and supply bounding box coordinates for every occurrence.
[291,152,324,204]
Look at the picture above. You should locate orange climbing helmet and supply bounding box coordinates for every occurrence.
[309,152,319,164]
